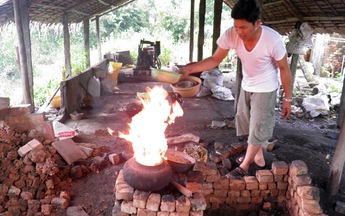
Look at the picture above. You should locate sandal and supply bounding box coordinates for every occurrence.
[225,167,247,180]
[236,153,266,169]
[235,153,245,165]
[253,162,265,170]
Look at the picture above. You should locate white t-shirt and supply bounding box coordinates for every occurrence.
[217,25,286,92]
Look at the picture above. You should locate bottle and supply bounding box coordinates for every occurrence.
[62,67,66,81]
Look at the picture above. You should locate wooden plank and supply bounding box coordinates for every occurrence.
[52,138,87,165]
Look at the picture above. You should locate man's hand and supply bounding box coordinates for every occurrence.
[281,101,291,119]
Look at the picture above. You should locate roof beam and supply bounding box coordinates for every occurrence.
[264,16,345,25]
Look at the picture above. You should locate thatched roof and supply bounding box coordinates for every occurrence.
[0,0,345,35]
[224,0,345,35]
[0,0,134,25]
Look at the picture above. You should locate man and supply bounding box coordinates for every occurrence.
[179,0,292,179]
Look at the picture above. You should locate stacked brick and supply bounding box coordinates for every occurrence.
[286,160,325,216]
[0,104,54,141]
[192,159,290,214]
[112,140,327,215]
[113,170,207,216]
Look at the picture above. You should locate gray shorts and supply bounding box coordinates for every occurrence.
[235,88,276,145]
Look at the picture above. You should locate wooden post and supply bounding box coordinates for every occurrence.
[337,77,345,127]
[189,0,195,63]
[289,54,298,94]
[13,0,32,107]
[327,113,345,196]
[96,16,102,62]
[212,0,222,54]
[234,58,242,116]
[83,18,90,68]
[63,15,72,76]
[21,0,34,106]
[197,0,206,61]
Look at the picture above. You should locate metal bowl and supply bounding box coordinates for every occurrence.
[165,149,196,173]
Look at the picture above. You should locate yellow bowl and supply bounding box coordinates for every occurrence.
[170,76,201,98]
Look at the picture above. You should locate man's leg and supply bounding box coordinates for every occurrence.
[239,144,263,172]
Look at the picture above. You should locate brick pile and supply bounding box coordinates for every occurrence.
[0,120,113,215]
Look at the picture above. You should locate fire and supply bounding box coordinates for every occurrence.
[119,86,183,166]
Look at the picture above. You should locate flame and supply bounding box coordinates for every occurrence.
[119,86,183,166]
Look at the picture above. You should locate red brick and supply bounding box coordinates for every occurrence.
[227,190,240,197]
[146,193,161,211]
[176,195,191,213]
[292,174,312,187]
[270,189,279,196]
[244,176,258,190]
[241,190,250,197]
[289,160,308,176]
[213,178,229,189]
[121,200,136,214]
[230,142,245,153]
[137,208,157,216]
[209,195,225,204]
[300,199,323,214]
[256,170,274,183]
[160,194,175,212]
[215,148,231,158]
[226,196,237,204]
[229,179,245,190]
[170,212,189,216]
[205,174,220,183]
[237,196,251,204]
[277,195,287,203]
[297,186,320,200]
[189,211,204,216]
[251,196,263,204]
[193,162,208,173]
[260,190,270,197]
[202,183,213,195]
[190,193,207,211]
[205,162,218,175]
[251,190,260,197]
[259,183,267,190]
[213,189,228,198]
[279,189,287,196]
[262,202,272,211]
[277,181,288,190]
[185,182,202,193]
[267,182,276,190]
[274,174,284,182]
[227,146,237,156]
[157,212,170,216]
[133,190,150,208]
[271,161,289,175]
[9,105,31,116]
[209,152,222,163]
[186,171,204,183]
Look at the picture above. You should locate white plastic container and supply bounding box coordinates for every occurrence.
[88,76,101,97]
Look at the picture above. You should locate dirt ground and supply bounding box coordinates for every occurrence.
[60,72,345,216]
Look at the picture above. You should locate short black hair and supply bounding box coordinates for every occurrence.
[231,0,261,25]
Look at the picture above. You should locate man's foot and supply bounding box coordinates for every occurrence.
[236,154,265,170]
[225,167,247,179]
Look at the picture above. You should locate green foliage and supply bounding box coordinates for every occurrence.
[34,79,60,106]
[0,26,19,79]
[0,0,233,106]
